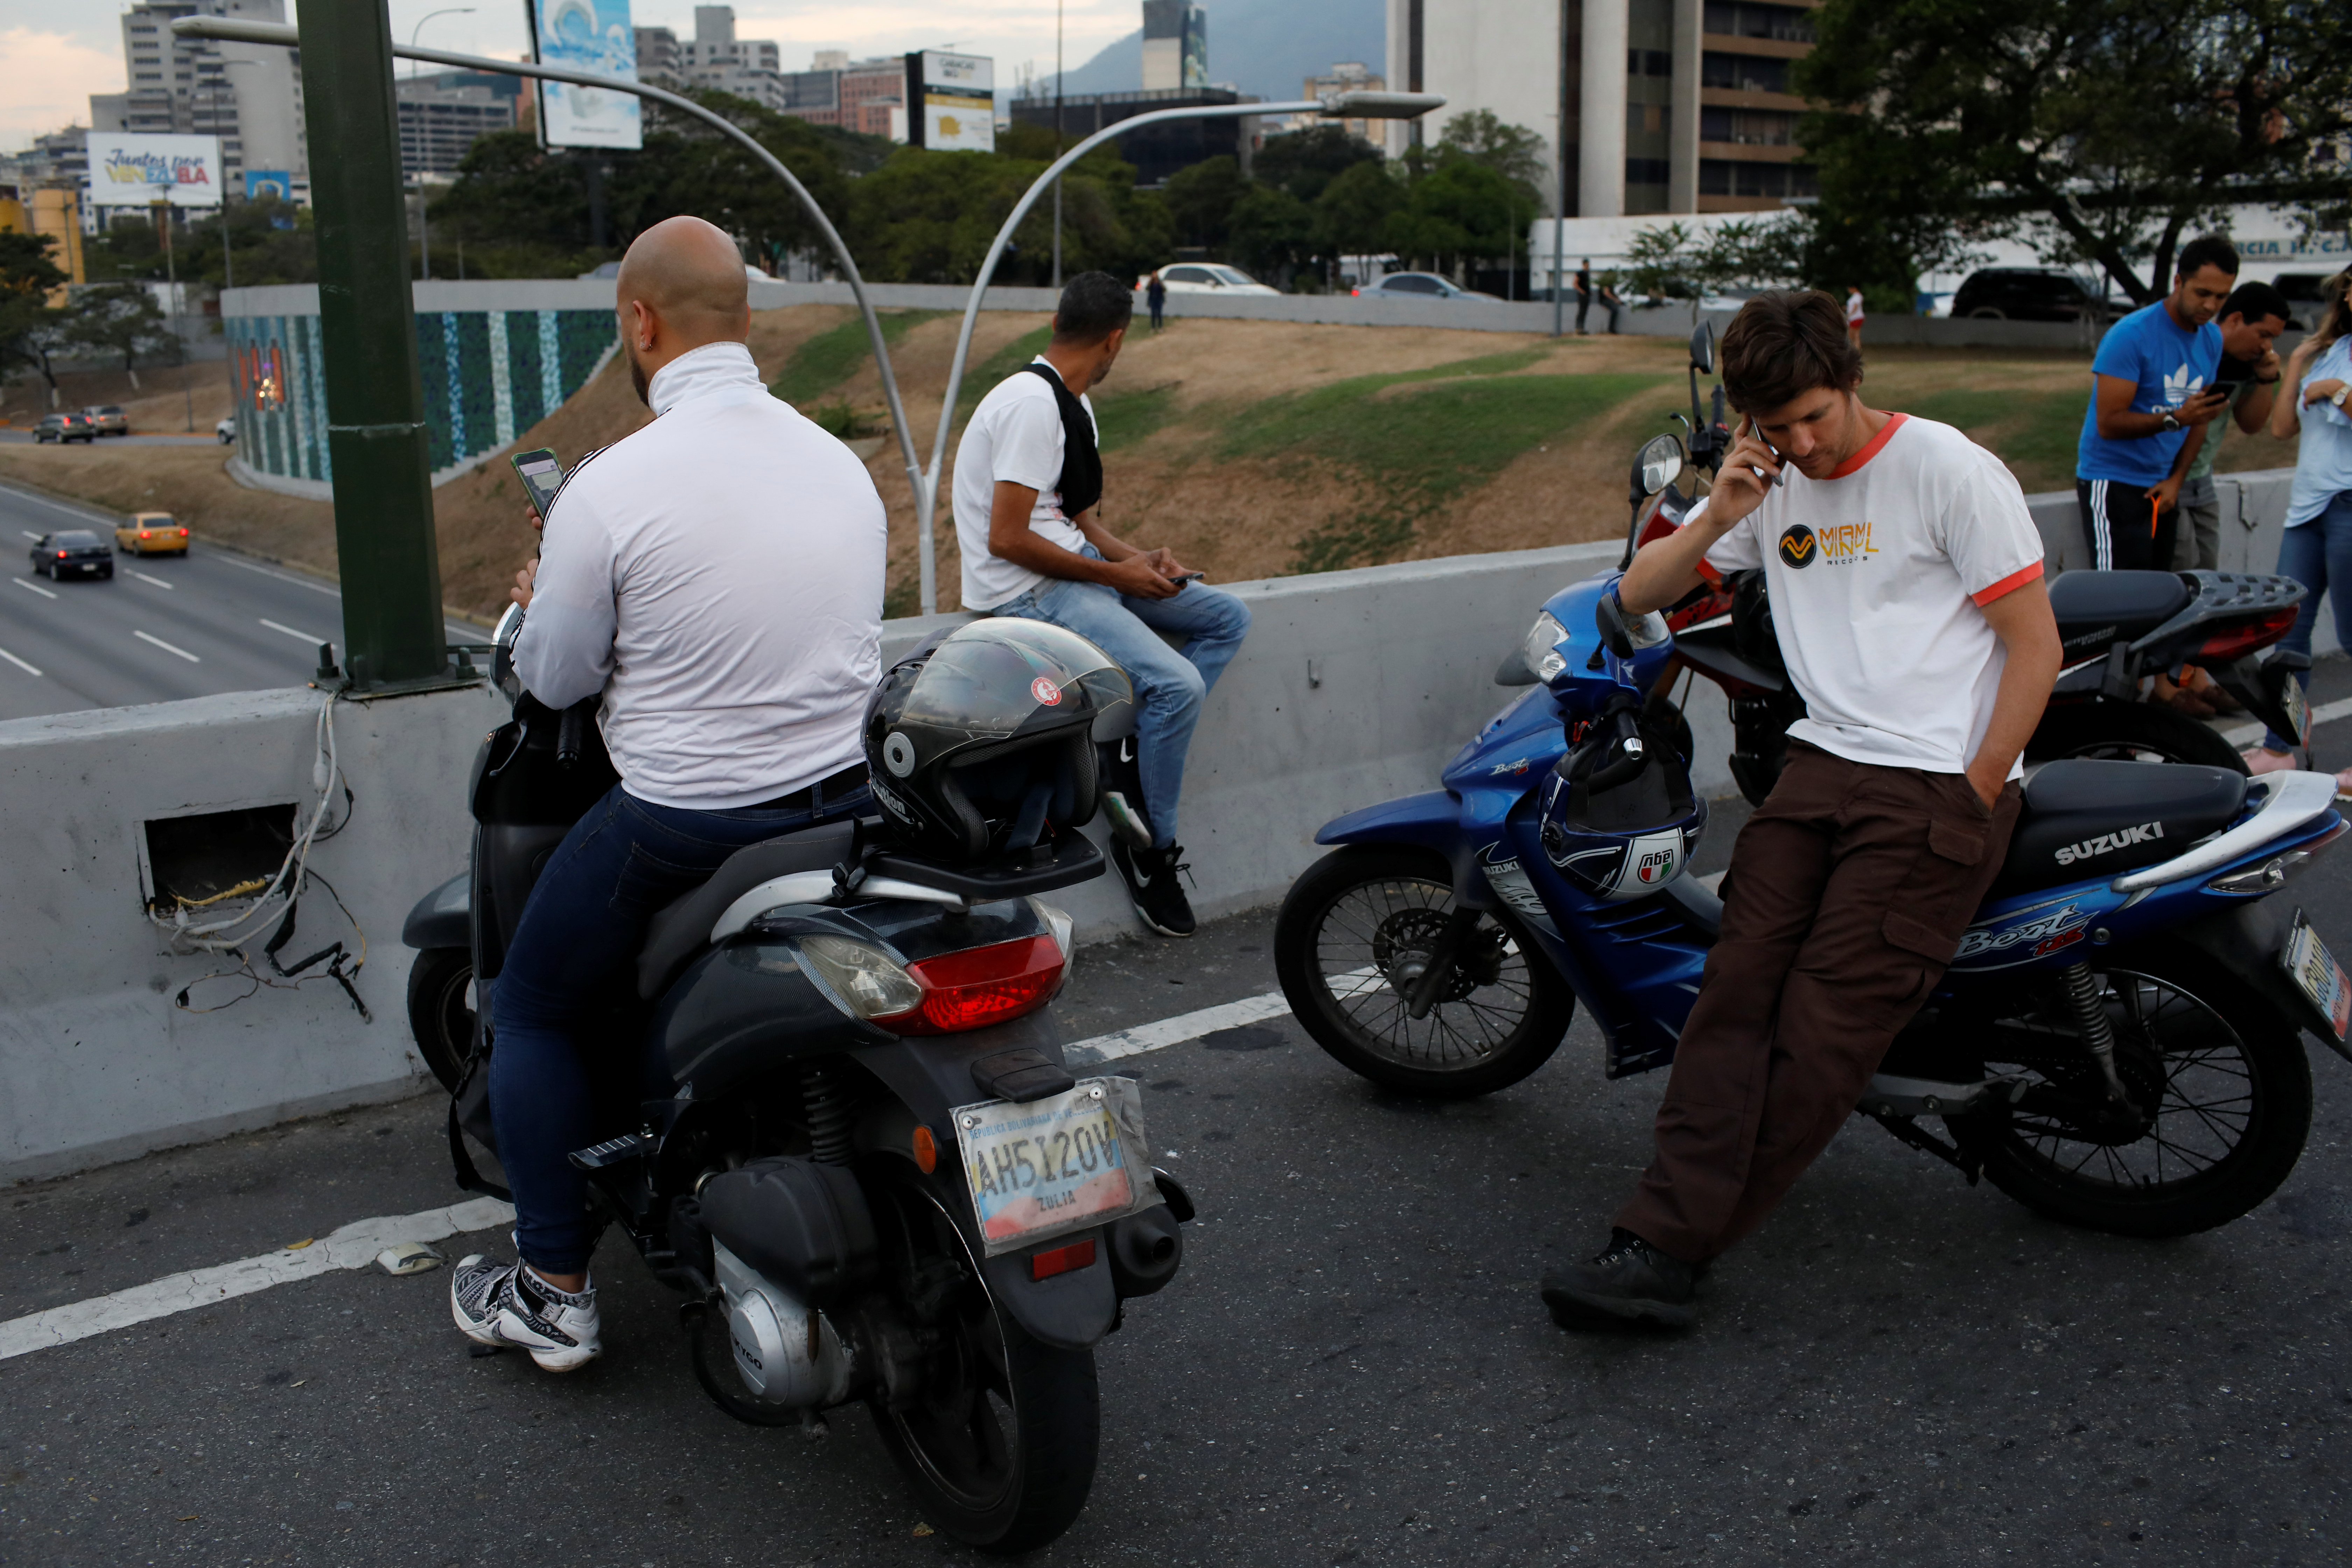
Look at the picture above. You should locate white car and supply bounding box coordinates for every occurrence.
[1142,264,1280,296]
[1353,271,1502,303]
[216,417,236,445]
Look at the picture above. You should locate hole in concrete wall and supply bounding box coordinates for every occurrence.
[143,803,298,914]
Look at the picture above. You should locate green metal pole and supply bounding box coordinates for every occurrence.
[300,0,445,688]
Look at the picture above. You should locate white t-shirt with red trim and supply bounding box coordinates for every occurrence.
[1694,412,2045,777]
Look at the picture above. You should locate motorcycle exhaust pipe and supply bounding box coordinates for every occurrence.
[1107,1206,1184,1298]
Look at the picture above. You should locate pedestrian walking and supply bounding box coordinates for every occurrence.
[1575,258,1592,335]
[1844,286,1865,349]
[2243,269,2352,786]
[1146,268,1167,331]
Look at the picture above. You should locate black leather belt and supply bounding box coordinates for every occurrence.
[745,762,869,813]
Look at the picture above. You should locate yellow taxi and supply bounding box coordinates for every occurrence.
[116,511,191,556]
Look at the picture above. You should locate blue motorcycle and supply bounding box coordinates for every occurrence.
[1273,526,2352,1238]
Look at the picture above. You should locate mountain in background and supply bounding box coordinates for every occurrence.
[1028,0,1384,105]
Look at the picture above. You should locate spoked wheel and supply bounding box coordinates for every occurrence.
[404,948,474,1093]
[1954,943,2312,1237]
[868,1175,1098,1553]
[2026,700,2248,772]
[1274,845,1574,1098]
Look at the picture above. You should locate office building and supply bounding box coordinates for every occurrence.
[1141,1,1208,92]
[1387,0,1816,216]
[1010,89,1256,186]
[88,0,308,195]
[396,71,521,179]
[1285,61,1385,139]
[0,183,87,298]
[632,10,903,134]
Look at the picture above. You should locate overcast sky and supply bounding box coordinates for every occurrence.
[0,0,1141,151]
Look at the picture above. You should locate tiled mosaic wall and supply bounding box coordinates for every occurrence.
[224,308,616,485]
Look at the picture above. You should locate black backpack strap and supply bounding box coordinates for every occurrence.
[1019,362,1104,518]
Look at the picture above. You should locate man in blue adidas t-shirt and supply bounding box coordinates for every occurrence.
[2075,235,2239,570]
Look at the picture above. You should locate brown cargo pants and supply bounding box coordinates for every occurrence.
[1615,741,2023,1262]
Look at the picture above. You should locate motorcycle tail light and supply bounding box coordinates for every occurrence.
[874,934,1067,1035]
[1030,1238,1096,1280]
[2199,606,2299,663]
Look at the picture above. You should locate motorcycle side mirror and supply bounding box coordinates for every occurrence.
[491,602,525,699]
[1634,433,1685,497]
[1594,592,1639,661]
[1689,320,1716,373]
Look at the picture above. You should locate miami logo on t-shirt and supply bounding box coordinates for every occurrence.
[1780,520,1879,569]
[2160,364,2205,408]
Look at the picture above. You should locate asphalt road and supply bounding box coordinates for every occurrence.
[7,835,2352,1564]
[0,479,478,722]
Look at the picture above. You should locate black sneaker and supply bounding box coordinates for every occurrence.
[1111,840,1196,938]
[1539,1228,1698,1330]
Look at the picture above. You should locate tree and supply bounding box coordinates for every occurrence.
[1314,160,1405,262]
[1384,156,1536,274]
[1161,155,1244,250]
[62,283,177,387]
[1798,0,2352,304]
[1435,109,1547,194]
[1253,124,1383,204]
[0,232,68,406]
[1229,184,1318,282]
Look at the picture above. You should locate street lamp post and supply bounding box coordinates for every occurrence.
[408,7,475,77]
[914,90,1443,612]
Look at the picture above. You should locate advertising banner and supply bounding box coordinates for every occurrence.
[86,134,223,208]
[906,50,994,153]
[244,170,292,201]
[531,0,643,150]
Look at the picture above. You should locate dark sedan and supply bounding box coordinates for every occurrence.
[29,530,114,581]
[1950,267,2119,322]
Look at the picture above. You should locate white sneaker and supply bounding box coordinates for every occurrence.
[450,1254,601,1372]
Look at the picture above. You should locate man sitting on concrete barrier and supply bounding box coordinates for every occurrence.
[450,216,887,1371]
[951,271,1251,938]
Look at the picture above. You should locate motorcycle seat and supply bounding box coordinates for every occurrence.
[1992,759,2245,895]
[635,819,859,1000]
[2046,569,2191,649]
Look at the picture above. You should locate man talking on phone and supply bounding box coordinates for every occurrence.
[448,216,887,1371]
[1540,290,2062,1330]
[952,271,1251,938]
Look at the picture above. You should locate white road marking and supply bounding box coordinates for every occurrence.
[2223,695,2352,750]
[260,617,324,645]
[18,529,39,540]
[212,552,341,598]
[0,644,41,677]
[1066,990,1296,1065]
[133,629,200,662]
[0,1197,514,1363]
[131,569,173,589]
[12,576,55,600]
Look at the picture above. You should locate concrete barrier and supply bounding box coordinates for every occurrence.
[0,467,2311,1180]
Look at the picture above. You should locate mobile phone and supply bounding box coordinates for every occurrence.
[510,447,564,517]
[1170,570,1206,584]
[1741,416,1787,488]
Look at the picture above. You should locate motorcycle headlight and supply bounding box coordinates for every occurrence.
[1522,611,1569,684]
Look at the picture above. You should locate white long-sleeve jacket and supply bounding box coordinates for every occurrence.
[513,340,887,809]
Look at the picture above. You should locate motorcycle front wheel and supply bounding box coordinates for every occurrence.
[868,1175,1099,1554]
[1952,941,2312,1238]
[2026,699,2248,772]
[1274,845,1574,1098]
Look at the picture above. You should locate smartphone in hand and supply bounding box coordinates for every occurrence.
[510,447,564,519]
[1169,570,1206,584]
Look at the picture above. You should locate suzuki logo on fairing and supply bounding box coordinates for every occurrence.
[2053,820,2163,867]
[1955,904,2090,961]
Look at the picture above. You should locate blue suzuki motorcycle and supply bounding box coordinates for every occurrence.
[1274,539,2352,1238]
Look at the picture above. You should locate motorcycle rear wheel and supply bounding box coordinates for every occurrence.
[1274,845,1574,1098]
[869,1177,1099,1554]
[1954,943,2312,1237]
[2026,700,2248,772]
[404,948,474,1093]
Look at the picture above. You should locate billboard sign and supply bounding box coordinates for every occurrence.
[87,134,223,208]
[244,170,292,201]
[905,50,994,153]
[532,0,643,150]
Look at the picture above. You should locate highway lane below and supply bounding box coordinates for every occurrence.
[0,479,483,722]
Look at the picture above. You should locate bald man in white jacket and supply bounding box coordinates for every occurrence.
[449,217,886,1372]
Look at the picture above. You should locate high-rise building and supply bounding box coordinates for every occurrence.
[396,71,521,179]
[1387,0,1816,217]
[1285,61,1385,139]
[632,14,906,138]
[88,0,308,196]
[1141,1,1208,92]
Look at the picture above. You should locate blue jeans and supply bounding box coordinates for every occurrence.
[489,777,869,1273]
[2265,491,2352,751]
[991,550,1251,847]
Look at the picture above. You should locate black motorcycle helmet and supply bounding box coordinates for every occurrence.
[863,619,1134,862]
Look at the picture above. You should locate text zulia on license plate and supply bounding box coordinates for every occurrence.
[954,1080,1135,1246]
[2283,676,2311,745]
[2284,914,2350,1044]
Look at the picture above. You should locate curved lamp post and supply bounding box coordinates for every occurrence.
[172,13,929,575]
[916,91,1442,613]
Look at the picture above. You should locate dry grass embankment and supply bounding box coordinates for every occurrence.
[0,311,2298,621]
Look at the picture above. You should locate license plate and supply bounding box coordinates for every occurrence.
[2281,675,2311,746]
[952,1079,1143,1252]
[2283,913,2350,1043]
